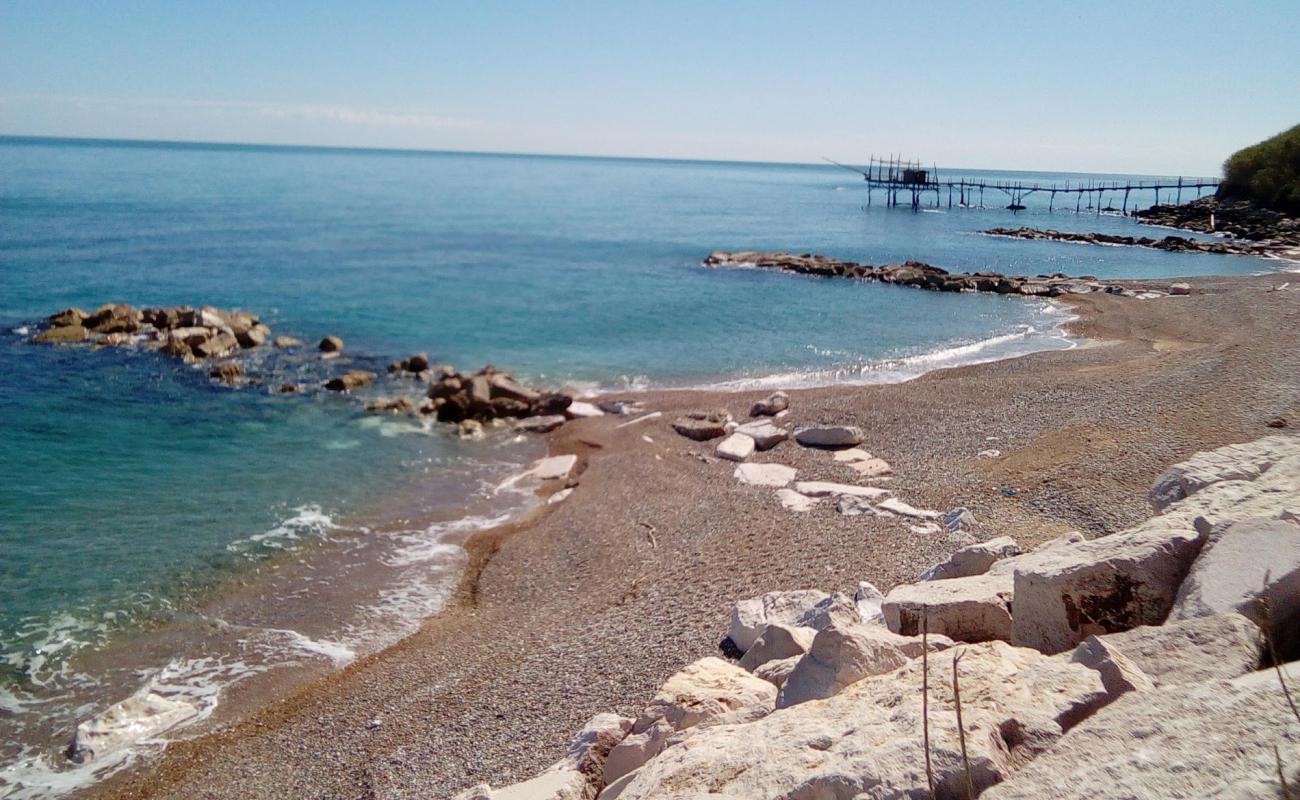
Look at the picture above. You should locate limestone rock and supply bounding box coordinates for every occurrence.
[749,390,789,417]
[1010,520,1208,654]
[1149,434,1298,510]
[737,623,815,670]
[981,670,1300,800]
[1089,613,1263,687]
[191,332,238,359]
[774,488,817,512]
[48,307,88,327]
[318,335,344,352]
[714,433,755,462]
[464,713,633,800]
[883,572,1014,643]
[792,481,890,500]
[876,496,940,520]
[943,506,977,531]
[602,657,776,785]
[732,420,788,450]
[777,623,952,708]
[528,454,578,481]
[792,591,862,632]
[34,324,88,343]
[794,425,864,448]
[70,692,199,763]
[235,324,268,349]
[726,590,829,652]
[600,642,1113,800]
[1068,636,1155,696]
[854,580,885,622]
[732,462,796,488]
[272,335,304,348]
[671,410,731,441]
[1169,516,1300,650]
[919,536,1022,581]
[565,401,604,419]
[751,655,800,689]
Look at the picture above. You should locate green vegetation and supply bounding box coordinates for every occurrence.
[1219,124,1300,215]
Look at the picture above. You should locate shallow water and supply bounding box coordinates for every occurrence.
[0,136,1278,796]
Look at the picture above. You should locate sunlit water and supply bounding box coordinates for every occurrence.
[0,137,1277,796]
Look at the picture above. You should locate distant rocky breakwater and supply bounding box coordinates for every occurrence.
[704,251,1189,299]
[27,302,595,438]
[982,225,1284,257]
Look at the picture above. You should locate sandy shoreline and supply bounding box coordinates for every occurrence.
[81,270,1299,799]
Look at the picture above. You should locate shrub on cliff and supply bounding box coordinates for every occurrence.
[1218,123,1300,215]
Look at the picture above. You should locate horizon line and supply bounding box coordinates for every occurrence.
[0,133,1218,180]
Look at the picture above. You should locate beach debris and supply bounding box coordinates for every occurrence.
[943,506,978,531]
[794,425,864,448]
[366,719,383,730]
[318,335,344,352]
[714,432,755,462]
[325,370,376,392]
[978,448,1002,458]
[70,691,199,764]
[998,487,1020,497]
[775,488,818,513]
[733,463,797,488]
[640,434,654,443]
[671,409,732,441]
[516,414,567,433]
[733,420,790,451]
[616,411,662,428]
[750,390,789,417]
[875,497,940,520]
[919,536,1022,582]
[565,400,604,419]
[908,522,943,535]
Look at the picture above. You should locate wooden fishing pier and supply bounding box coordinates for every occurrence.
[826,155,1220,215]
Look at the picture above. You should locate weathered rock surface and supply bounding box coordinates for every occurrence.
[749,390,789,417]
[793,425,864,448]
[600,642,1114,800]
[272,335,303,348]
[773,487,817,512]
[324,370,377,392]
[1149,434,1299,510]
[981,669,1300,799]
[516,414,567,433]
[671,410,731,441]
[602,657,776,785]
[854,580,885,622]
[34,324,88,343]
[565,401,604,419]
[732,420,788,450]
[776,623,952,708]
[1168,516,1300,649]
[1089,613,1264,687]
[919,535,1022,581]
[726,590,829,652]
[428,365,573,425]
[876,496,940,520]
[714,432,755,462]
[1067,636,1155,696]
[318,335,344,352]
[883,572,1015,643]
[737,623,814,670]
[70,692,199,764]
[526,455,578,482]
[792,481,890,500]
[732,462,796,488]
[751,655,800,689]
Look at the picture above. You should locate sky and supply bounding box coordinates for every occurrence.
[2,1,1298,175]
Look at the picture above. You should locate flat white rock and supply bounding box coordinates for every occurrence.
[714,433,755,462]
[565,400,604,419]
[876,496,940,520]
[774,488,818,512]
[794,425,864,448]
[792,481,890,500]
[733,463,796,487]
[529,454,578,481]
[732,420,789,450]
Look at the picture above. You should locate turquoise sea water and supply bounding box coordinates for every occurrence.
[0,137,1278,795]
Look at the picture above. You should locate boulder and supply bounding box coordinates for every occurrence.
[70,692,198,763]
[777,623,952,708]
[1010,520,1209,654]
[209,362,244,385]
[48,307,88,327]
[272,335,304,348]
[919,536,1022,581]
[1148,434,1298,511]
[751,656,800,689]
[531,392,574,417]
[726,590,829,652]
[1168,516,1300,650]
[235,324,268,349]
[600,642,1114,800]
[597,399,643,416]
[461,713,633,800]
[792,481,890,500]
[490,397,530,418]
[943,506,977,531]
[876,496,940,520]
[1067,636,1155,696]
[191,332,238,359]
[1087,613,1263,687]
[883,572,1014,643]
[749,391,789,417]
[602,657,776,785]
[488,372,540,403]
[516,415,567,433]
[714,433,755,462]
[793,591,862,632]
[565,401,604,419]
[773,488,817,512]
[737,623,815,670]
[854,581,885,622]
[794,425,863,448]
[324,370,376,392]
[528,454,578,481]
[671,410,731,441]
[732,420,789,450]
[84,303,143,334]
[732,463,796,488]
[980,670,1300,800]
[34,324,88,343]
[318,335,344,352]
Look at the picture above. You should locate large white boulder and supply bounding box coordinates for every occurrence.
[737,623,815,671]
[598,642,1116,800]
[981,670,1300,799]
[882,572,1015,643]
[919,536,1022,581]
[1169,516,1300,648]
[776,623,953,708]
[725,590,828,652]
[70,691,199,763]
[1149,434,1299,510]
[1009,520,1207,654]
[854,580,885,622]
[602,657,776,785]
[1088,613,1264,687]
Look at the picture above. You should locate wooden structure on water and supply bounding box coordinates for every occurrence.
[826,155,1220,215]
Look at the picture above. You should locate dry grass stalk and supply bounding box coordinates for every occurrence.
[1276,744,1292,800]
[953,648,975,800]
[922,608,935,798]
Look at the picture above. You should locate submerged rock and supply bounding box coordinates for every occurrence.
[318,335,344,353]
[325,370,376,392]
[70,692,198,764]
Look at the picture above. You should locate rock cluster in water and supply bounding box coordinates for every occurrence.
[457,435,1300,799]
[984,225,1276,256]
[1138,195,1300,244]
[703,251,1178,299]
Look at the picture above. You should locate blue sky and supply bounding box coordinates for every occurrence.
[2,1,1297,174]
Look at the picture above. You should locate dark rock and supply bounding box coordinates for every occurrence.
[325,370,376,392]
[236,324,269,349]
[191,332,238,359]
[85,304,143,334]
[751,391,790,417]
[278,383,299,393]
[531,392,573,417]
[318,336,344,353]
[48,307,88,327]
[1267,417,1289,429]
[34,324,88,344]
[672,410,731,441]
[210,363,244,385]
[488,373,540,403]
[490,397,531,418]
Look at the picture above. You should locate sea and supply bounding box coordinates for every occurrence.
[0,136,1281,797]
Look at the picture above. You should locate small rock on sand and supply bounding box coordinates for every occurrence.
[529,454,578,481]
[734,463,797,487]
[793,481,890,500]
[715,433,756,462]
[750,391,789,417]
[794,425,864,448]
[775,488,818,512]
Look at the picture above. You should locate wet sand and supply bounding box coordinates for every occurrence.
[86,271,1299,799]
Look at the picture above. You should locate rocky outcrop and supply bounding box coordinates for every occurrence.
[775,622,951,708]
[919,536,1022,581]
[1137,194,1300,245]
[983,225,1277,257]
[725,590,831,652]
[883,572,1015,643]
[426,365,574,427]
[737,623,814,670]
[1148,434,1297,510]
[704,252,1183,299]
[1085,613,1264,687]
